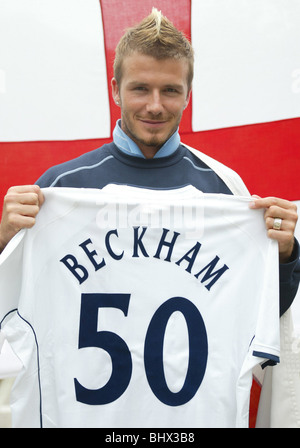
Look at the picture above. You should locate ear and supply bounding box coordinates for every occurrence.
[184,88,192,109]
[111,78,121,106]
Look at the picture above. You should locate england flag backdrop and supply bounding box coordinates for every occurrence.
[0,0,300,428]
[0,0,300,203]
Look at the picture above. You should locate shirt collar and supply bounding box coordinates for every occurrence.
[113,119,180,159]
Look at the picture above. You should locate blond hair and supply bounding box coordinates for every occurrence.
[114,8,194,89]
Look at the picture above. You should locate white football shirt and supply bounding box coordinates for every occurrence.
[0,185,280,428]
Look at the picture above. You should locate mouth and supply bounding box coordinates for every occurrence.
[139,119,168,129]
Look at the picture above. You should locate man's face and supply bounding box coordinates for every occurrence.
[112,53,191,158]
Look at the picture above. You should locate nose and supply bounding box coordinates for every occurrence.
[145,90,164,116]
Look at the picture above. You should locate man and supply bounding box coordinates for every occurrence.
[0,8,299,429]
[0,9,298,313]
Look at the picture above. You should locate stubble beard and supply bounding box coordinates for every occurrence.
[121,112,181,151]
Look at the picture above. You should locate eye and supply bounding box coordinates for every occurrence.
[164,87,181,95]
[134,86,147,91]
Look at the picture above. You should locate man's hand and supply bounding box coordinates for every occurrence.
[0,185,44,253]
[249,196,298,263]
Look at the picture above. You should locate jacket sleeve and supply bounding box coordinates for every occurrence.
[279,238,300,316]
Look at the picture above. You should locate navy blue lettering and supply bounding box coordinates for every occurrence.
[132,227,149,258]
[153,228,180,262]
[75,293,132,405]
[144,297,208,406]
[175,242,201,273]
[105,230,124,260]
[60,254,89,284]
[194,256,229,290]
[79,238,106,271]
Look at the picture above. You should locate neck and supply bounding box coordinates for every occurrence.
[138,145,161,159]
[113,120,180,159]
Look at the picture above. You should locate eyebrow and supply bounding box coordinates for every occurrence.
[127,81,185,91]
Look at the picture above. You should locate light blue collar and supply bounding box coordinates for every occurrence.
[113,120,180,159]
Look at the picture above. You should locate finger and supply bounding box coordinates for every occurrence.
[36,187,45,207]
[6,185,44,206]
[5,191,42,208]
[10,203,40,218]
[249,196,295,211]
[267,229,294,252]
[267,227,289,240]
[265,217,296,233]
[265,216,283,231]
[7,214,37,231]
[267,227,295,255]
[263,205,294,220]
[7,185,41,193]
[4,193,39,211]
[265,207,297,230]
